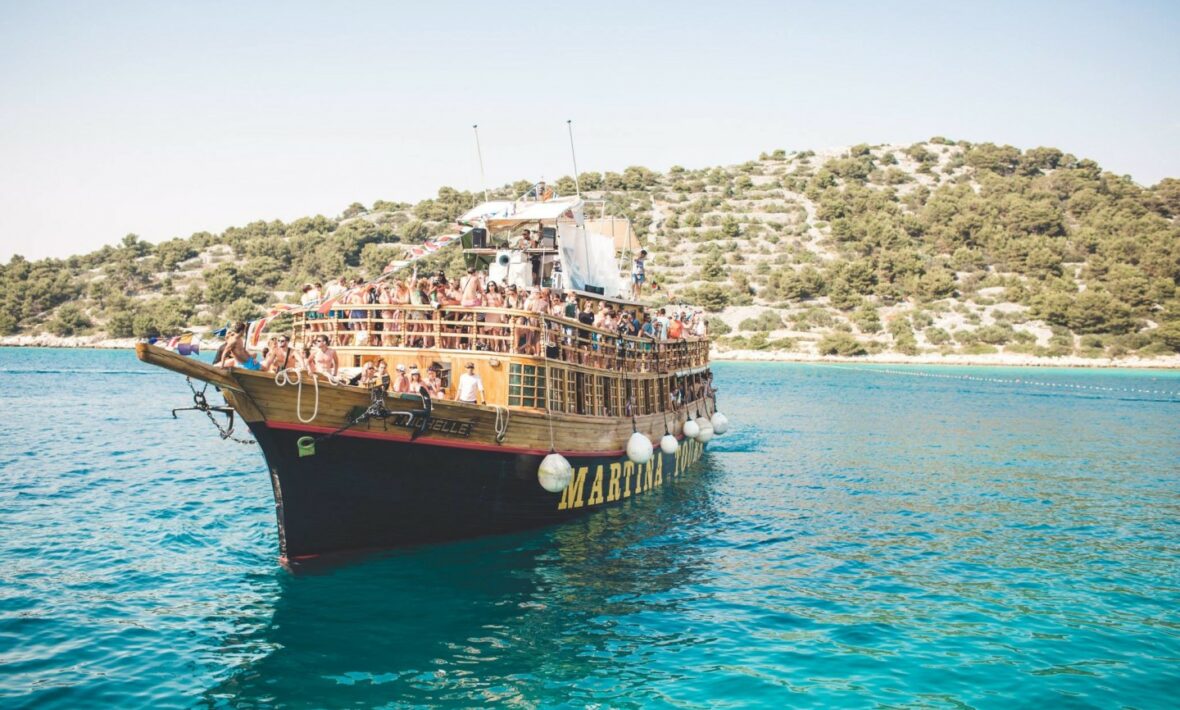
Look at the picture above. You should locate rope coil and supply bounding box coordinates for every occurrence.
[275,368,320,423]
[493,405,510,443]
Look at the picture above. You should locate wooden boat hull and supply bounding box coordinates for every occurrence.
[252,422,706,560]
[136,344,712,559]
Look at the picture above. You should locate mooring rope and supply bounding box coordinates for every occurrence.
[275,368,320,424]
[493,404,510,443]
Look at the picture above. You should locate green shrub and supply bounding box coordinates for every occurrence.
[48,303,92,336]
[923,327,951,345]
[975,324,1015,345]
[739,310,784,331]
[707,316,731,336]
[816,332,867,356]
[852,306,882,333]
[960,343,999,355]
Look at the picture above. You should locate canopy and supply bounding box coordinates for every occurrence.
[557,222,629,299]
[481,197,584,229]
[459,201,515,223]
[585,217,639,253]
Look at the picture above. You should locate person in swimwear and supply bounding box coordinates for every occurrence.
[460,267,483,307]
[308,334,339,377]
[262,334,294,372]
[218,322,262,370]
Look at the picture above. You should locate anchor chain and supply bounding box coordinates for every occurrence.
[174,377,255,445]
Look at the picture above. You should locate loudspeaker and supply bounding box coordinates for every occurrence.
[471,228,487,248]
[585,284,605,295]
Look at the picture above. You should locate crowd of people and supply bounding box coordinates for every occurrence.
[214,263,709,398]
[293,267,707,354]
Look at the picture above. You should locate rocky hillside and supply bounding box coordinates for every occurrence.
[2,138,1179,362]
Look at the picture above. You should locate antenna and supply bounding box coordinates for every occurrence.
[473,124,489,204]
[566,120,581,197]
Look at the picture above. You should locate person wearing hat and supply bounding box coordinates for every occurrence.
[392,363,410,393]
[407,366,423,395]
[457,362,485,404]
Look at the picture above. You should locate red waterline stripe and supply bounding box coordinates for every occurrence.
[264,420,638,457]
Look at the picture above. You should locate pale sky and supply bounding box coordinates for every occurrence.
[1,0,1177,262]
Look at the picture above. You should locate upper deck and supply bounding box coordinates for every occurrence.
[292,303,709,375]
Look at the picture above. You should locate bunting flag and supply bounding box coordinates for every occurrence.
[156,332,201,356]
[219,228,471,347]
[316,293,347,316]
[246,318,269,349]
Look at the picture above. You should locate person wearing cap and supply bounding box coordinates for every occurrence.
[457,362,485,404]
[392,363,410,393]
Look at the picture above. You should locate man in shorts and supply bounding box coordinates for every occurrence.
[219,322,262,370]
[631,249,647,299]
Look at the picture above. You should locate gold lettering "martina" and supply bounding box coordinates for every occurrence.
[557,439,703,511]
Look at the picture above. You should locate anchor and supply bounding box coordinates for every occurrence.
[172,377,253,444]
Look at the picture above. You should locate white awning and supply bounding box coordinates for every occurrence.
[482,197,584,228]
[460,201,516,223]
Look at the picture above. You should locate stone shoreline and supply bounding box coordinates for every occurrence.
[4,334,1178,370]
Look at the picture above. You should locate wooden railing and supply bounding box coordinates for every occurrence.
[291,304,710,374]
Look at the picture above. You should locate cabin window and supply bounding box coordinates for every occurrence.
[564,370,577,414]
[547,367,568,413]
[594,376,607,416]
[508,363,546,408]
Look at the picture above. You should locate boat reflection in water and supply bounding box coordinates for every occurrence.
[200,456,719,707]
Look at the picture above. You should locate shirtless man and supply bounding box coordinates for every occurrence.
[218,322,261,370]
[262,335,294,372]
[308,335,339,378]
[460,268,484,308]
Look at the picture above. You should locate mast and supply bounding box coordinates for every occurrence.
[473,124,489,204]
[566,120,581,197]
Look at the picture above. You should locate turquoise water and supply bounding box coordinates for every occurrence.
[1,348,1178,708]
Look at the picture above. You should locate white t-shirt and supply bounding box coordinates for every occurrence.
[457,372,484,402]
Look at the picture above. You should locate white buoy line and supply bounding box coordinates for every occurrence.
[824,364,1180,398]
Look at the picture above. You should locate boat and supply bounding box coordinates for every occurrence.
[136,185,727,561]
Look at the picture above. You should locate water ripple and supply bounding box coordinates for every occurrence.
[1,350,1178,707]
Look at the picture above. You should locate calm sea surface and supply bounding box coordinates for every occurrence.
[1,348,1178,708]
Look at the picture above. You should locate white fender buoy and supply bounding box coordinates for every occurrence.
[626,432,654,465]
[538,452,574,493]
[695,417,714,444]
[660,433,679,455]
[683,418,700,440]
[710,412,729,435]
